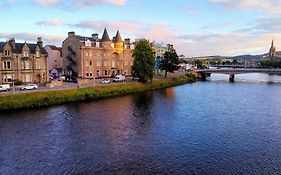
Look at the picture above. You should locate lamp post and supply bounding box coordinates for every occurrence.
[12,70,15,94]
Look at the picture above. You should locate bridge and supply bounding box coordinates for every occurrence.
[196,68,281,82]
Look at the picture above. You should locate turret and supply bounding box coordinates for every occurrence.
[114,30,123,50]
[101,28,112,48]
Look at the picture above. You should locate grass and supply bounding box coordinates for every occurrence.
[0,75,196,111]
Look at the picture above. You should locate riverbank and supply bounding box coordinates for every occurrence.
[0,75,196,111]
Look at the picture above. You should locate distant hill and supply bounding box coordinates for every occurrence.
[229,51,281,61]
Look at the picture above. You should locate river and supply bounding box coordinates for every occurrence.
[1,73,281,175]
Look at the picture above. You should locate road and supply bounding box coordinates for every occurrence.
[0,70,187,95]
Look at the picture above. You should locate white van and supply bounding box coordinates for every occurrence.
[0,84,11,92]
[113,75,126,82]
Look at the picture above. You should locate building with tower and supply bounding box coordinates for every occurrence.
[269,40,281,60]
[62,28,134,82]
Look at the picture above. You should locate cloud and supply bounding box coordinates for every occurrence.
[69,20,179,41]
[36,0,58,6]
[35,19,62,26]
[0,32,64,46]
[69,20,141,34]
[68,19,281,56]
[35,0,128,8]
[199,22,232,32]
[209,0,281,14]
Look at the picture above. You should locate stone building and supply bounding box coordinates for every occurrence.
[44,45,62,78]
[62,28,134,82]
[0,38,48,84]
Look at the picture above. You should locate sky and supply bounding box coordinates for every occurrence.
[0,0,281,57]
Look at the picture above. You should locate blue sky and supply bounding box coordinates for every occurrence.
[1,0,281,56]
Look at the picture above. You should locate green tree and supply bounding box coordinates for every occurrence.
[160,51,180,78]
[132,40,155,83]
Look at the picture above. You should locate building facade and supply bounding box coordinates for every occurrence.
[62,28,134,82]
[44,45,62,78]
[0,38,48,84]
[151,42,175,73]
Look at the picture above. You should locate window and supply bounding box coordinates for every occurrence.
[23,50,29,57]
[36,51,40,58]
[25,61,31,69]
[90,72,93,77]
[97,70,100,77]
[104,70,108,76]
[96,61,101,67]
[3,74,12,83]
[89,51,92,57]
[36,62,41,69]
[112,61,116,68]
[25,74,31,83]
[90,61,92,66]
[86,72,89,77]
[3,61,11,70]
[96,42,100,48]
[4,50,11,57]
[85,51,89,57]
[86,60,89,67]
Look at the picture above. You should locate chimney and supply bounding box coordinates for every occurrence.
[68,31,75,37]
[9,38,16,48]
[37,37,43,47]
[92,33,99,40]
[124,38,131,45]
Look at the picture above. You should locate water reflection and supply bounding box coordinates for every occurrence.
[132,92,154,134]
[1,78,281,174]
[211,73,281,83]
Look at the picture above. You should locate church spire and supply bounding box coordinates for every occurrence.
[101,28,111,42]
[271,40,274,48]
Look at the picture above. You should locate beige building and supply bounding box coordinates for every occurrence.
[0,38,48,84]
[44,45,62,78]
[62,28,134,82]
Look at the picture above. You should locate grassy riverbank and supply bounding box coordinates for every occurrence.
[0,75,195,111]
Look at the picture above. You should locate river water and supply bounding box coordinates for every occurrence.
[1,73,281,175]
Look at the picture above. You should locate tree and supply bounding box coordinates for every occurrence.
[160,51,180,78]
[132,40,155,83]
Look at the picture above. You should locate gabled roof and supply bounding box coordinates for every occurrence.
[114,30,122,43]
[101,28,111,42]
[0,42,47,54]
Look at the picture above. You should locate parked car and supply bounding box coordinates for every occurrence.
[21,84,38,90]
[113,75,126,82]
[132,77,139,80]
[0,84,10,92]
[101,79,110,84]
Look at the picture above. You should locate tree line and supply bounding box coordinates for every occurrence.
[260,60,281,68]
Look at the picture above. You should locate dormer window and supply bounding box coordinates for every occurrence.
[36,51,40,58]
[4,50,11,57]
[23,50,29,57]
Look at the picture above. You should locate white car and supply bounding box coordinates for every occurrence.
[0,84,10,92]
[101,79,110,84]
[21,84,38,90]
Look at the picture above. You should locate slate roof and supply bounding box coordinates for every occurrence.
[0,41,47,54]
[101,28,111,42]
[77,36,97,42]
[114,30,122,42]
